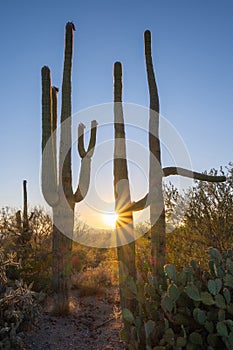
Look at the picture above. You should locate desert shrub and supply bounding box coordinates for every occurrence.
[0,248,40,349]
[121,247,233,350]
[71,262,118,296]
[0,206,53,292]
[71,241,118,272]
[165,165,233,270]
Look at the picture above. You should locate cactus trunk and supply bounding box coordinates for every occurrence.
[52,207,73,315]
[113,62,137,313]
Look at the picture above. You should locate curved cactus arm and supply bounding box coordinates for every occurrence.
[59,22,75,204]
[125,167,227,213]
[74,121,98,202]
[87,120,98,157]
[124,194,149,213]
[163,167,227,182]
[41,66,59,206]
[74,121,97,202]
[77,120,97,159]
[73,157,92,202]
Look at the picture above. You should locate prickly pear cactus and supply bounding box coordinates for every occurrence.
[121,248,233,350]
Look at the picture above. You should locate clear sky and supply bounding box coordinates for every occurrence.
[0,0,232,221]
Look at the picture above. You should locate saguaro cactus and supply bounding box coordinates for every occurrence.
[118,30,226,282]
[16,180,32,243]
[144,30,166,277]
[113,62,136,312]
[41,22,97,314]
[143,30,226,277]
[22,180,29,232]
[114,62,147,349]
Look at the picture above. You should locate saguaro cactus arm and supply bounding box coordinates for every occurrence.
[162,167,226,182]
[118,172,227,214]
[41,66,52,151]
[74,120,98,202]
[51,86,59,187]
[77,121,98,158]
[126,169,226,213]
[41,66,59,207]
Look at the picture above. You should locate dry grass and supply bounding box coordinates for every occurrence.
[71,262,118,297]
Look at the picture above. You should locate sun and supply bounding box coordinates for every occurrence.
[103,213,118,228]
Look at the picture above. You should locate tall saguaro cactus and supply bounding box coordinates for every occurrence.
[118,30,226,283]
[144,30,166,277]
[143,30,226,277]
[113,62,136,313]
[114,62,148,349]
[41,22,97,314]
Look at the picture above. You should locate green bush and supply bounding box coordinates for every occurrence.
[121,247,233,350]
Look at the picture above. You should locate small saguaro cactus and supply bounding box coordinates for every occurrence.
[41,22,97,314]
[16,180,32,244]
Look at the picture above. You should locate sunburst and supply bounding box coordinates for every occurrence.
[103,213,118,228]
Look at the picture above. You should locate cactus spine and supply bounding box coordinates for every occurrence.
[41,22,97,314]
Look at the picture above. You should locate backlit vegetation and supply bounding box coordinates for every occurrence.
[1,165,232,348]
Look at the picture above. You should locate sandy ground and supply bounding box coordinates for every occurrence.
[22,289,125,350]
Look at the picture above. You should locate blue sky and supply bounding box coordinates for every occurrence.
[0,0,232,213]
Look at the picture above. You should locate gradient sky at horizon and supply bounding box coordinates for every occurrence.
[0,0,232,220]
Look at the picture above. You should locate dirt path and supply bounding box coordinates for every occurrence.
[23,289,125,350]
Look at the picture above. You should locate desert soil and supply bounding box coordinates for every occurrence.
[22,288,125,350]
